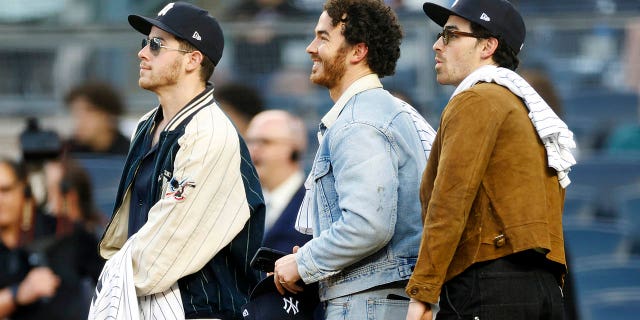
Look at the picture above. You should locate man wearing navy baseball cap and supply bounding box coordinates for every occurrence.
[406,0,575,319]
[92,2,265,319]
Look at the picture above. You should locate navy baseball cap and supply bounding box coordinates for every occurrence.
[241,275,319,320]
[423,0,526,54]
[128,2,224,65]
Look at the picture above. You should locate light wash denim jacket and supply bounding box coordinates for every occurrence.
[295,75,435,301]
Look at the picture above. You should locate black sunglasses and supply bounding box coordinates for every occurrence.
[141,37,193,56]
[437,29,489,45]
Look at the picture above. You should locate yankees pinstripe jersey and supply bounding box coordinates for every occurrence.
[98,84,265,319]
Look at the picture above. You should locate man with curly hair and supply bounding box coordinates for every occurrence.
[272,0,436,318]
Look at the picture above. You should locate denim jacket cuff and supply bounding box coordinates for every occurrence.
[296,245,324,283]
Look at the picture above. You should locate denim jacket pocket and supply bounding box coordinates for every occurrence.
[312,157,339,229]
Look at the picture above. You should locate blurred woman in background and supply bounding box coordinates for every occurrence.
[0,158,60,319]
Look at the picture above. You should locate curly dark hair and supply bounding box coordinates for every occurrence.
[470,21,520,71]
[323,0,403,77]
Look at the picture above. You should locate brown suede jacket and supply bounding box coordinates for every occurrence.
[406,83,567,304]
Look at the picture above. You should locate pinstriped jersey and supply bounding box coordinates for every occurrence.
[99,85,265,318]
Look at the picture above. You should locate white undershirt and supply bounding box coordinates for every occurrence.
[263,171,305,232]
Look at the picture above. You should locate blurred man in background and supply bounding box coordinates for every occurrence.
[214,82,265,136]
[63,82,130,155]
[246,109,312,252]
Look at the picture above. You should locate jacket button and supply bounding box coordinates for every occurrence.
[410,288,419,295]
[494,234,506,247]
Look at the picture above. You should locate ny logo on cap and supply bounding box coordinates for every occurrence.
[192,31,202,41]
[282,297,299,315]
[158,3,174,16]
[480,12,491,22]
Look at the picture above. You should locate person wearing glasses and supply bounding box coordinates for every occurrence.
[271,0,436,318]
[406,1,576,319]
[93,2,265,319]
[245,110,313,253]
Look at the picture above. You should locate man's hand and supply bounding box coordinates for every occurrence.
[406,298,432,320]
[15,267,60,306]
[273,246,303,295]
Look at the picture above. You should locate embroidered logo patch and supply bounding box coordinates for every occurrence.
[165,177,196,201]
[282,297,299,315]
[158,3,174,16]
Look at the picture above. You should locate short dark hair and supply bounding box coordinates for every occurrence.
[470,21,520,71]
[64,82,125,116]
[323,0,402,77]
[214,83,264,119]
[178,38,215,82]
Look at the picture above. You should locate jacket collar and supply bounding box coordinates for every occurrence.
[320,74,382,130]
[164,82,215,132]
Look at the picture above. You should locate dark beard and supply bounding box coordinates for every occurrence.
[310,45,348,89]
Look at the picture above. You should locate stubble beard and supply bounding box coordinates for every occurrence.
[310,46,348,89]
[139,56,183,92]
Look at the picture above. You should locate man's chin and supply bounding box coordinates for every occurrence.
[138,80,154,91]
[309,74,319,84]
[310,76,330,88]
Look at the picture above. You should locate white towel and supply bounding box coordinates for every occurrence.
[88,236,185,320]
[452,65,576,188]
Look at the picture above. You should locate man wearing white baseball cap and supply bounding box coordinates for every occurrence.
[93,2,265,319]
[406,0,576,319]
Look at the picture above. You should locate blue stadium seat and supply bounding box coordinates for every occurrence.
[615,184,640,252]
[73,154,126,219]
[564,185,598,220]
[569,153,640,219]
[563,220,629,259]
[572,255,640,319]
[562,91,638,150]
[616,184,640,227]
[570,154,640,189]
[582,287,640,320]
[563,91,638,127]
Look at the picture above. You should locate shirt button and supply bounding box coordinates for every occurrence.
[494,234,506,247]
[410,287,419,295]
[138,200,143,206]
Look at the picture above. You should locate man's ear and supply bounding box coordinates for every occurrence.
[186,50,204,72]
[480,37,499,59]
[350,43,368,64]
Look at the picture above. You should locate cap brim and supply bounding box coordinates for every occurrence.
[128,14,181,38]
[249,275,278,298]
[249,275,320,302]
[423,2,455,27]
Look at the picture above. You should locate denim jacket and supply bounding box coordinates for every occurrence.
[296,75,435,301]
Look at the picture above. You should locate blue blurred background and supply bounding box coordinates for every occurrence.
[1,1,639,319]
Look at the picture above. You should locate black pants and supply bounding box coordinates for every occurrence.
[437,250,564,320]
